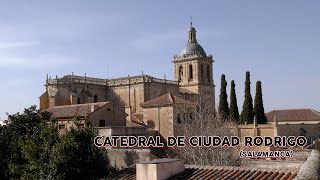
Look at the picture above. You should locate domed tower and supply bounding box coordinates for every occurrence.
[173,22,215,106]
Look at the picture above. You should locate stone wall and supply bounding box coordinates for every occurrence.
[106,149,159,169]
[143,106,173,140]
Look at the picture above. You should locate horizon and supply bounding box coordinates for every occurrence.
[1,1,320,120]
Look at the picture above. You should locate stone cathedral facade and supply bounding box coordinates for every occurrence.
[40,24,215,136]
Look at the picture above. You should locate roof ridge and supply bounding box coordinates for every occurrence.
[267,108,315,113]
[311,109,320,115]
[168,92,174,103]
[48,102,109,109]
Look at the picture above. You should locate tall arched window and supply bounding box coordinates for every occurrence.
[207,65,210,82]
[94,95,98,103]
[189,64,193,79]
[179,66,183,81]
[200,64,204,82]
[77,97,81,104]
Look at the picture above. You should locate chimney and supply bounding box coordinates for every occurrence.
[136,159,184,180]
[91,105,99,113]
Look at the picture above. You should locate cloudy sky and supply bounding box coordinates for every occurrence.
[0,1,320,120]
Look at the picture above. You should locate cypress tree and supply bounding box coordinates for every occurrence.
[254,81,267,124]
[229,80,239,123]
[218,74,229,119]
[240,71,254,124]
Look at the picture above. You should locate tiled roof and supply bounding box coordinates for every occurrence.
[45,102,109,118]
[266,109,320,122]
[132,113,143,123]
[141,92,195,108]
[107,165,298,180]
[126,120,146,128]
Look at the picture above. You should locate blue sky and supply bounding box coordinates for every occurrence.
[0,1,320,120]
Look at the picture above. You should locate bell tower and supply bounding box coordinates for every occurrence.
[173,22,215,106]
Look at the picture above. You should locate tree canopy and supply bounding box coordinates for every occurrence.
[240,71,254,124]
[0,106,111,180]
[229,80,240,123]
[218,74,229,119]
[254,81,267,124]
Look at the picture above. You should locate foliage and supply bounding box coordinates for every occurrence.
[254,81,267,124]
[240,71,254,124]
[124,151,139,167]
[229,80,240,123]
[218,74,229,119]
[0,106,111,180]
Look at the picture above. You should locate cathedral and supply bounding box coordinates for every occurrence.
[40,24,215,138]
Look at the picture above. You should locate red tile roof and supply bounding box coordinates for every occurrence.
[266,109,320,122]
[45,102,109,118]
[141,92,195,108]
[107,165,298,180]
[132,113,143,123]
[126,120,146,128]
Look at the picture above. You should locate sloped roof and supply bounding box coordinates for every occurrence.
[107,164,298,180]
[132,113,144,123]
[126,120,146,128]
[141,92,194,108]
[266,109,320,122]
[45,102,109,118]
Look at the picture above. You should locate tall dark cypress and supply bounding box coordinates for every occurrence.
[254,81,267,124]
[229,80,239,123]
[218,74,229,119]
[240,71,254,124]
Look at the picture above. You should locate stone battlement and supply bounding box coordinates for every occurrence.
[173,53,212,61]
[46,74,179,87]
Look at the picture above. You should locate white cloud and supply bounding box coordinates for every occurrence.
[0,41,40,49]
[0,54,78,69]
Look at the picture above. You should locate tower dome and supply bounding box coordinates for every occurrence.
[180,24,206,57]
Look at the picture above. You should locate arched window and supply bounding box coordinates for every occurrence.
[207,65,210,82]
[77,97,81,104]
[94,95,98,103]
[177,114,181,124]
[179,66,183,81]
[200,64,204,82]
[189,64,193,79]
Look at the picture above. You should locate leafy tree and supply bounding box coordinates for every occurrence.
[229,80,240,123]
[240,71,254,124]
[218,74,229,119]
[53,126,111,179]
[254,81,267,124]
[0,106,111,179]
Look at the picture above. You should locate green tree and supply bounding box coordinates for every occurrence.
[0,106,112,179]
[254,81,267,124]
[53,126,111,179]
[240,71,254,124]
[229,80,240,123]
[218,74,229,119]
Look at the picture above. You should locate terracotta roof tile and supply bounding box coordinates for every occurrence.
[132,113,143,123]
[141,92,195,108]
[266,109,320,122]
[125,120,146,128]
[45,102,109,118]
[108,165,298,180]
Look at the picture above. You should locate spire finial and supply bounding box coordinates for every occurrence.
[190,16,193,27]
